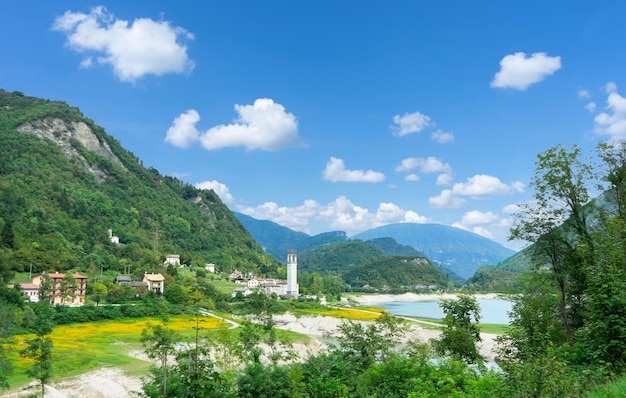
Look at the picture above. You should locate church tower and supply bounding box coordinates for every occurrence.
[286,249,299,297]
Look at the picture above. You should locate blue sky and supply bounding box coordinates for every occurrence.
[2,1,626,251]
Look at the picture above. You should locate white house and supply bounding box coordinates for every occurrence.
[164,254,181,267]
[142,273,165,296]
[205,263,216,273]
[18,283,39,302]
[232,287,253,297]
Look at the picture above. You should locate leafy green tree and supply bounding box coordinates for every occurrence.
[20,303,54,397]
[299,351,349,398]
[337,312,407,370]
[37,274,54,304]
[236,363,294,398]
[434,294,483,365]
[163,283,189,305]
[141,320,180,398]
[90,281,107,305]
[510,143,594,343]
[59,273,78,304]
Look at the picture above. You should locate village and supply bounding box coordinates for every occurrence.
[11,248,301,306]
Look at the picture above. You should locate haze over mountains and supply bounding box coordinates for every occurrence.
[235,212,516,279]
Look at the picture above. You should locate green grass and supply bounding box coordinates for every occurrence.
[6,315,226,388]
[587,375,626,397]
[209,279,240,294]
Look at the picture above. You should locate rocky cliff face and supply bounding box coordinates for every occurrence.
[17,118,126,182]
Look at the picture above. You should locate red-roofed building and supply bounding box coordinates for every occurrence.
[31,272,87,305]
[18,283,40,302]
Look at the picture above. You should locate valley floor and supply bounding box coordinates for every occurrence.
[4,309,500,397]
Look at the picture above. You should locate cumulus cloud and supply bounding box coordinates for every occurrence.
[165,99,303,151]
[585,102,597,112]
[594,83,626,142]
[405,173,420,182]
[239,196,428,235]
[195,180,235,204]
[52,6,194,82]
[395,156,453,185]
[451,174,519,198]
[319,197,428,233]
[165,109,200,148]
[429,190,467,209]
[395,156,452,174]
[491,52,561,90]
[391,110,433,136]
[238,200,321,232]
[577,89,590,98]
[452,210,512,240]
[323,157,385,183]
[429,175,524,208]
[436,173,453,186]
[431,129,454,144]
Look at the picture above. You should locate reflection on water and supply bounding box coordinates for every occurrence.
[378,298,513,324]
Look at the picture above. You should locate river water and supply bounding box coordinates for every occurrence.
[377,298,513,324]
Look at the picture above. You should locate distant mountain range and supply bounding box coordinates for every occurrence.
[234,213,516,279]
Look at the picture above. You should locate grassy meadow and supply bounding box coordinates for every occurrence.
[7,315,226,387]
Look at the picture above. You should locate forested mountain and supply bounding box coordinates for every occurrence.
[298,240,384,273]
[343,255,450,290]
[353,223,516,279]
[234,212,348,261]
[364,237,421,255]
[0,89,279,278]
[295,239,452,290]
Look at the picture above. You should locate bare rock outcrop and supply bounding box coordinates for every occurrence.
[17,118,126,182]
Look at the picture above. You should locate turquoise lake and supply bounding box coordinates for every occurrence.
[378,298,513,324]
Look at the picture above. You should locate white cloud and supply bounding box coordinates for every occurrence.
[578,89,590,98]
[429,175,523,209]
[431,129,454,143]
[436,173,453,186]
[452,210,512,240]
[405,173,420,182]
[52,6,194,82]
[429,190,467,209]
[165,109,200,148]
[594,84,626,141]
[396,156,454,186]
[391,110,433,136]
[502,203,521,214]
[605,82,618,94]
[165,99,303,151]
[323,157,385,183]
[319,197,428,233]
[195,180,235,204]
[490,52,561,90]
[585,102,597,112]
[395,156,452,174]
[510,181,526,193]
[239,196,428,235]
[452,174,518,198]
[238,200,321,232]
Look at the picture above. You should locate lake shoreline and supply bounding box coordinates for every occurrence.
[348,292,503,305]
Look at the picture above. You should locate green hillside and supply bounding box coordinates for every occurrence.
[298,240,384,273]
[343,255,450,290]
[0,89,279,278]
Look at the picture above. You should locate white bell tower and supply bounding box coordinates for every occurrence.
[286,250,299,297]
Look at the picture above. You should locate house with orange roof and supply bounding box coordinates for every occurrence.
[31,272,87,305]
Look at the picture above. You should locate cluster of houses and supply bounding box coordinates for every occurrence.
[14,271,166,306]
[230,250,299,298]
[11,250,299,305]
